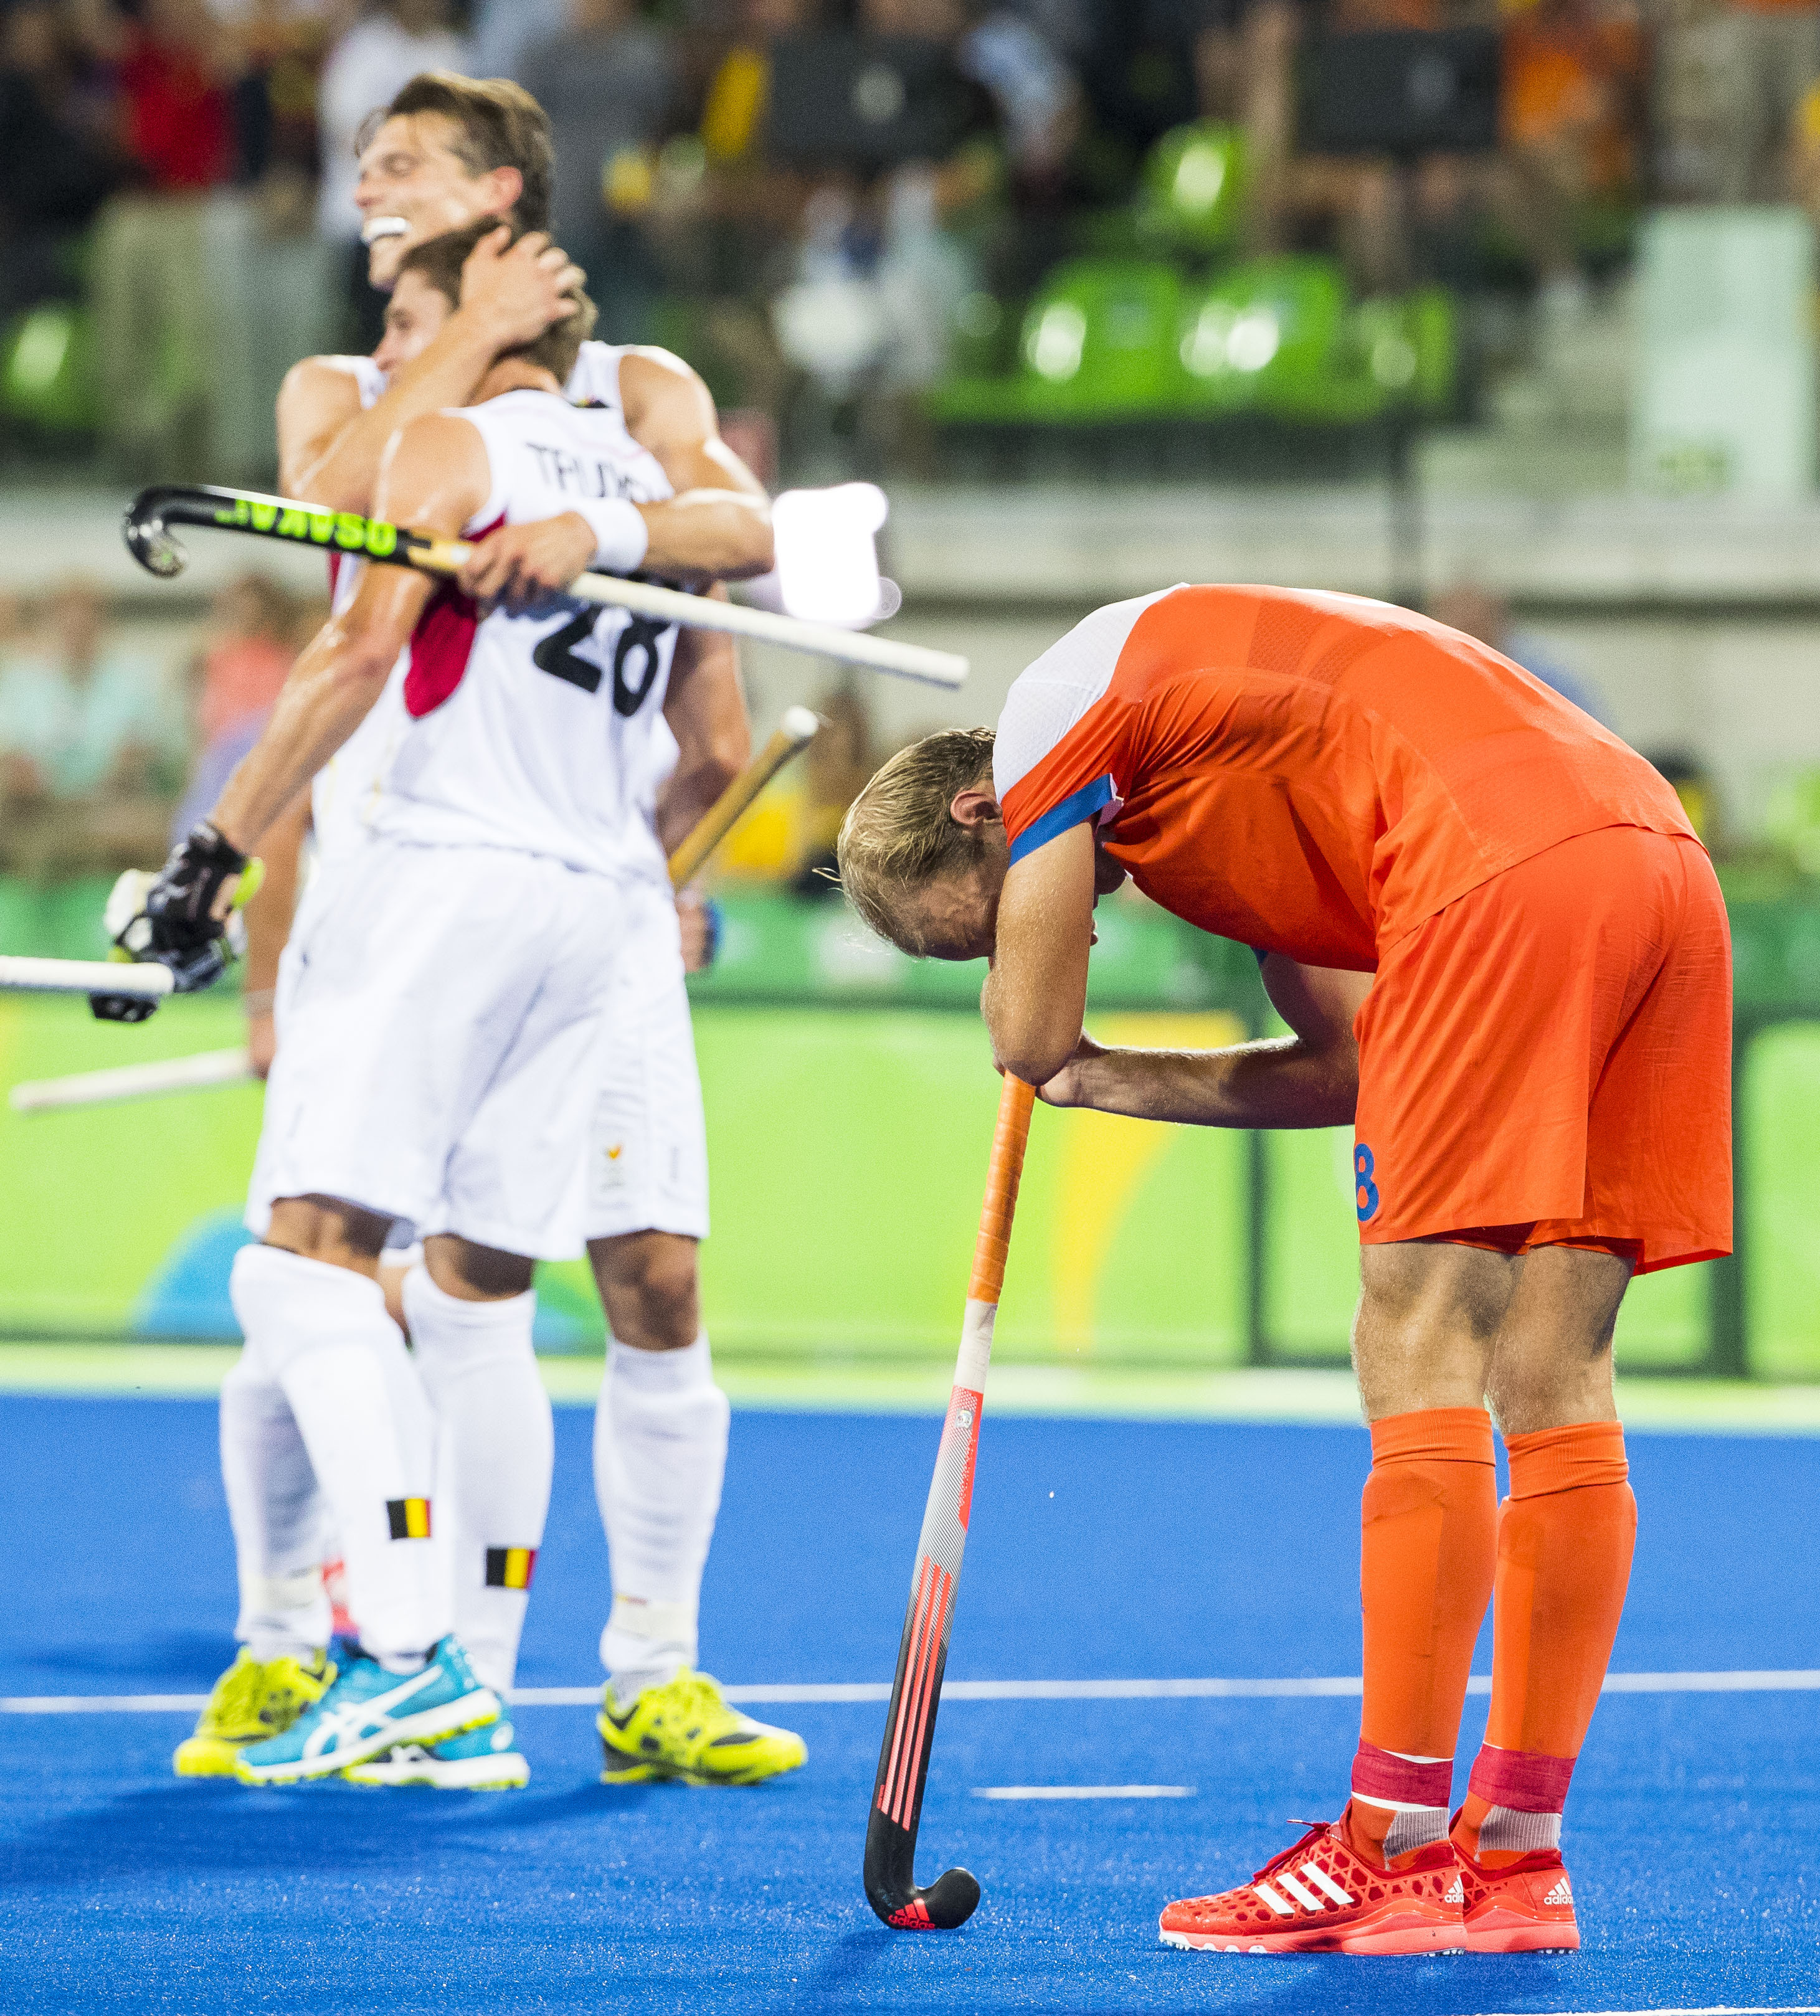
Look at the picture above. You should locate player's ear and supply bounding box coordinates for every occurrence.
[949,785,1002,830]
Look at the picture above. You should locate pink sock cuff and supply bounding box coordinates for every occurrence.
[1352,1741,1453,1809]
[1467,1743,1575,1813]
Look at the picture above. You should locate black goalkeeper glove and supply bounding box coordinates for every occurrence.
[121,821,250,994]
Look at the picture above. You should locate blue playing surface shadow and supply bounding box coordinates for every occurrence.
[2,1396,1817,2013]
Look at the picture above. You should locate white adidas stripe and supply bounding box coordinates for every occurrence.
[1302,1862,1353,1907]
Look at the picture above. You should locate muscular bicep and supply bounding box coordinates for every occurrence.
[276,360,365,501]
[1259,953,1372,1052]
[620,348,767,498]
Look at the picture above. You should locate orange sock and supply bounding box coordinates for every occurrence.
[1347,1407,1498,1867]
[1453,1421,1636,1868]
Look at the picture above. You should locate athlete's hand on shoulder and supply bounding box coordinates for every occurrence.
[458,513,601,609]
[459,226,586,352]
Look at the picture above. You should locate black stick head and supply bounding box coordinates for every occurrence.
[122,488,189,579]
[865,1809,981,1930]
[884,1867,980,1932]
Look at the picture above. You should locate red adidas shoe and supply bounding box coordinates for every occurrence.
[1456,1843,1580,1952]
[1159,1820,1466,1956]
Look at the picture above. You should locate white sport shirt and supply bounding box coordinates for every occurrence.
[373,381,680,883]
[310,343,679,867]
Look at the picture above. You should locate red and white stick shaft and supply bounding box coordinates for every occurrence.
[874,1076,1035,1837]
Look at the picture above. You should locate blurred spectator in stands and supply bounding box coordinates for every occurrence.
[318,0,471,347]
[169,576,306,845]
[75,0,242,477]
[209,0,345,222]
[0,1,125,328]
[1430,582,1611,724]
[195,571,293,745]
[0,577,184,874]
[517,0,678,343]
[473,0,566,84]
[1656,0,1820,202]
[1491,0,1643,322]
[670,0,824,424]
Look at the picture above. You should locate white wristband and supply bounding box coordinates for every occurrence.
[574,497,649,576]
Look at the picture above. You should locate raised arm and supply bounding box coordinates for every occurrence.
[1038,952,1371,1128]
[277,228,582,509]
[212,415,489,856]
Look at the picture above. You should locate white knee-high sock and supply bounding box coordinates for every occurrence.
[219,1355,330,1662]
[230,1244,445,1668]
[595,1334,729,1699]
[404,1267,553,1697]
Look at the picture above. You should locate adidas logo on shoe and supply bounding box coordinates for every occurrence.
[1441,1875,1464,1905]
[1542,1877,1573,1906]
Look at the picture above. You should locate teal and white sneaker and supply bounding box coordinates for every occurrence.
[344,1718,529,1791]
[235,1637,498,1786]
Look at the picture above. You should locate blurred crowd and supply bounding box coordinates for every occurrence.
[0,567,316,878]
[5,0,1820,472]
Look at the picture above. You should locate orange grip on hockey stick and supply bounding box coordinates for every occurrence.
[966,1076,1035,1306]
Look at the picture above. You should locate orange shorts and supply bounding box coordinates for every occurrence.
[1350,826,1732,1272]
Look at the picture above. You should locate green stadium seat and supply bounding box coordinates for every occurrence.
[1139,121,1248,256]
[0,301,100,433]
[1174,255,1378,420]
[929,259,1183,424]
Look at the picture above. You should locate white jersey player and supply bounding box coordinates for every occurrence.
[160,211,800,1790]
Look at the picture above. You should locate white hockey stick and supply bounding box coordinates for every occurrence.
[0,958,173,1002]
[9,1047,251,1113]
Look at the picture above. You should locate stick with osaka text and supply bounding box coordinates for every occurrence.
[864,1073,1036,1931]
[123,485,968,689]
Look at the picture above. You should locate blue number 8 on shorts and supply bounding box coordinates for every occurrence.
[1354,1143,1380,1223]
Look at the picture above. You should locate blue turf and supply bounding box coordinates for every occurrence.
[2,1396,1818,2013]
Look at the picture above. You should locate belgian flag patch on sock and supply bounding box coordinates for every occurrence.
[485,1546,538,1591]
[386,1497,432,1540]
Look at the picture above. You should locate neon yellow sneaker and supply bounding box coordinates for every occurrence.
[597,1669,807,1787]
[174,1649,335,1778]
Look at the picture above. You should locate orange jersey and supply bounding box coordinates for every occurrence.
[994,586,1694,966]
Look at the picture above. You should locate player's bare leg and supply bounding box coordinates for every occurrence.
[1162,1236,1632,1952]
[587,1231,805,1786]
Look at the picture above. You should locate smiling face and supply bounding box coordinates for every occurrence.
[372,267,455,375]
[354,113,518,289]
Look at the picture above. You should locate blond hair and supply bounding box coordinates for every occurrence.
[835,727,997,953]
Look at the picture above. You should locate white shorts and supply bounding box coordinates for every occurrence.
[577,878,709,1245]
[247,837,628,1260]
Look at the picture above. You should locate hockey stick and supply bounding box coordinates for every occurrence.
[669,705,818,889]
[9,1046,250,1114]
[123,485,969,689]
[0,957,173,1003]
[865,1073,1036,1932]
[7,713,820,1109]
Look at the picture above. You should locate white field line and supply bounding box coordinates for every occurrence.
[6,1669,1820,1715]
[976,1784,1193,1800]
